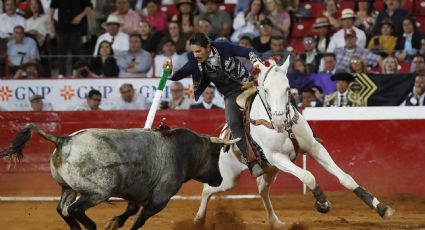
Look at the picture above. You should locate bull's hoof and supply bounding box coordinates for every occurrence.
[193,215,206,227]
[377,203,395,219]
[104,217,120,230]
[315,200,331,214]
[270,219,285,229]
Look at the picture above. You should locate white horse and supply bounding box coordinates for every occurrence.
[193,57,395,228]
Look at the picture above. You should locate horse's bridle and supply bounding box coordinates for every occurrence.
[256,64,298,131]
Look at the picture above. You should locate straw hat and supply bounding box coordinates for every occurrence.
[340,9,356,20]
[313,17,330,29]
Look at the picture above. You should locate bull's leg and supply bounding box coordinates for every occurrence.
[271,153,331,213]
[256,167,284,229]
[309,142,395,218]
[130,195,171,230]
[67,194,105,230]
[57,186,80,230]
[194,150,245,226]
[105,201,140,230]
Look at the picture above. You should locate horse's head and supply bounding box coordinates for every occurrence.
[253,57,292,133]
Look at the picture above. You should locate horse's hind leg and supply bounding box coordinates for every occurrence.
[271,154,331,213]
[309,142,395,218]
[57,186,81,230]
[194,150,245,226]
[105,201,140,230]
[256,167,284,229]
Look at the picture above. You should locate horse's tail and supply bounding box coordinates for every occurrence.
[0,123,61,162]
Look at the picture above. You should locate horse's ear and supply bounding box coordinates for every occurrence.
[280,56,291,73]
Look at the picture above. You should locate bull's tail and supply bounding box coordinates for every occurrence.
[0,123,60,162]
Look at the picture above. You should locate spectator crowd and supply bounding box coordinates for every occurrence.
[1,0,424,110]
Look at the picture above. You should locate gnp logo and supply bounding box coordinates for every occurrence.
[60,85,76,100]
[0,85,13,102]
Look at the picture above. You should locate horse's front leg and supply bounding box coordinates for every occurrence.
[271,153,331,214]
[256,167,284,229]
[308,141,395,218]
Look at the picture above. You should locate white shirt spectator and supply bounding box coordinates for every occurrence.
[230,11,260,43]
[26,14,50,44]
[149,53,188,78]
[75,101,102,111]
[326,26,366,53]
[93,32,129,56]
[0,13,26,38]
[115,93,150,110]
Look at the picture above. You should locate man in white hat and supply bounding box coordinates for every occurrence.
[93,14,129,55]
[326,8,367,52]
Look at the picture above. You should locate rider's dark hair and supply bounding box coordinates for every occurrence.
[189,32,211,48]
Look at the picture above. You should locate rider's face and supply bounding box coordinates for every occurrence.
[190,44,211,63]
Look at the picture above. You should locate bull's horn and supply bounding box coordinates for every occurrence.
[210,137,241,145]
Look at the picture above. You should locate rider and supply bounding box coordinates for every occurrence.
[167,32,264,177]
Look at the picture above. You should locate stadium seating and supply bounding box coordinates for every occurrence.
[299,2,324,18]
[291,20,314,38]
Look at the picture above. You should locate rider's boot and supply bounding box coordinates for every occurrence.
[248,160,264,177]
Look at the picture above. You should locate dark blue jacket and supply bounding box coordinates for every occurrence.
[170,41,255,101]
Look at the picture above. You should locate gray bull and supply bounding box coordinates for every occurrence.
[0,124,239,230]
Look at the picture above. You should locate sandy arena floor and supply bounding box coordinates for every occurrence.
[0,192,424,230]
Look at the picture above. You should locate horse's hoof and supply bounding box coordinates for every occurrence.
[315,200,331,213]
[377,203,395,219]
[193,215,206,226]
[270,220,285,229]
[104,217,120,230]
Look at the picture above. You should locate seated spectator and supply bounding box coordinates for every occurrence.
[395,17,422,62]
[172,0,196,35]
[75,89,102,111]
[327,9,367,53]
[348,56,368,74]
[0,0,26,39]
[401,75,425,106]
[90,40,119,77]
[411,54,425,75]
[264,0,290,37]
[367,20,397,55]
[380,55,399,74]
[7,26,40,76]
[197,0,232,37]
[319,53,337,74]
[116,34,152,78]
[298,87,323,111]
[419,38,425,56]
[164,21,188,55]
[161,81,194,109]
[334,29,380,73]
[116,83,149,110]
[14,62,40,79]
[312,85,325,105]
[25,0,50,46]
[262,35,293,66]
[313,17,332,54]
[238,35,254,72]
[230,0,264,43]
[251,19,273,53]
[142,0,168,33]
[111,0,140,34]
[190,84,221,109]
[298,35,321,73]
[72,59,97,78]
[354,0,377,35]
[29,94,52,111]
[94,15,129,55]
[324,72,361,107]
[150,39,188,78]
[287,59,313,91]
[197,18,216,41]
[138,20,161,53]
[322,0,341,30]
[372,0,408,36]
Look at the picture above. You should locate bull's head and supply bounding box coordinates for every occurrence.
[196,137,240,187]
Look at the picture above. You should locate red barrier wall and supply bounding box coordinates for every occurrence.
[0,110,424,195]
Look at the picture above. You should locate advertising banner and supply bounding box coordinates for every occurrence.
[0,78,225,111]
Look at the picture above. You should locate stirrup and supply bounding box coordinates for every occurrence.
[248,161,264,177]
